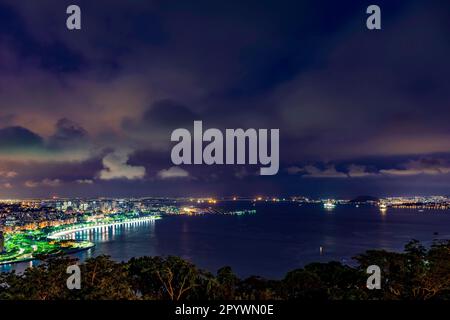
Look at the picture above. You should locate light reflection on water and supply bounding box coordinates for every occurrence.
[0,219,156,274]
[2,204,450,278]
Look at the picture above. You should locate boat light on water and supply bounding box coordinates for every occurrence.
[323,201,336,209]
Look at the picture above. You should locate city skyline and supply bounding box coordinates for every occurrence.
[0,0,449,198]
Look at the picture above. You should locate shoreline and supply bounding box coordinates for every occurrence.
[0,215,161,266]
[47,215,160,239]
[0,244,96,266]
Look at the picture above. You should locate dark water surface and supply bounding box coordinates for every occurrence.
[3,203,450,278]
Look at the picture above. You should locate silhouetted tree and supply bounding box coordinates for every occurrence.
[2,240,450,301]
[80,255,135,300]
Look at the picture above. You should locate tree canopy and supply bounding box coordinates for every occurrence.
[1,240,450,300]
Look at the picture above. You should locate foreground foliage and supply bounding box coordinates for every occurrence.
[1,240,450,300]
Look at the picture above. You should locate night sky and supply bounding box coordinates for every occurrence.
[0,0,449,198]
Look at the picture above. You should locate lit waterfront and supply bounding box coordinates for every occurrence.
[0,215,161,266]
[3,202,450,278]
[47,216,160,239]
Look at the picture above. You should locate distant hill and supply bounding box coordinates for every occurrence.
[350,195,380,203]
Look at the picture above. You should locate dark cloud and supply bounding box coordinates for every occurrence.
[122,99,200,150]
[48,118,88,148]
[157,166,191,180]
[274,1,450,162]
[143,100,198,128]
[0,0,449,197]
[123,99,199,133]
[0,126,43,150]
[380,158,450,176]
[0,121,92,163]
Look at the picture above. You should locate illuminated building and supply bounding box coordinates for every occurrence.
[0,230,4,253]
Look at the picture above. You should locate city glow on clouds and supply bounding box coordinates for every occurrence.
[99,150,146,180]
[25,179,61,188]
[0,0,448,196]
[157,167,190,180]
[76,179,94,185]
[380,159,450,176]
[287,159,450,179]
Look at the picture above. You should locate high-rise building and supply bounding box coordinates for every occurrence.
[0,231,4,253]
